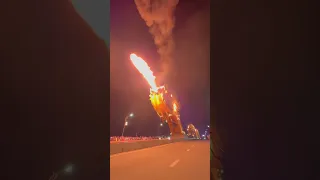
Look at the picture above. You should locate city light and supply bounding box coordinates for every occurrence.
[207,125,210,128]
[160,123,163,126]
[125,121,128,126]
[64,164,74,174]
[48,163,74,180]
[129,113,134,117]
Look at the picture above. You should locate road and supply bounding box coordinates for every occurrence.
[110,140,210,180]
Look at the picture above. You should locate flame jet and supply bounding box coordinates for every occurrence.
[130,53,183,137]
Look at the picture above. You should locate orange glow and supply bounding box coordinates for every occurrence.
[173,103,177,112]
[130,53,183,135]
[130,53,158,92]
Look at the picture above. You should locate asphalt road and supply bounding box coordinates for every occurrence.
[110,140,210,180]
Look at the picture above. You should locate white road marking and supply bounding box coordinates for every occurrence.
[187,149,190,151]
[169,159,180,167]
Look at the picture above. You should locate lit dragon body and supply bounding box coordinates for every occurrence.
[150,86,183,136]
[130,53,184,137]
[186,124,200,139]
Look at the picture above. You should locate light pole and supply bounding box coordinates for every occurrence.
[121,113,134,137]
[158,123,163,136]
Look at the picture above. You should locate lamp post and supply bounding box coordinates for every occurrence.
[121,113,134,137]
[158,123,163,136]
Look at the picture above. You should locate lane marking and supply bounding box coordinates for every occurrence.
[169,159,180,167]
[187,149,190,151]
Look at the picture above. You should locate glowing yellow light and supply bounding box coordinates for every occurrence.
[173,103,177,112]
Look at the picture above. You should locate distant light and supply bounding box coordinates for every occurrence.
[202,134,205,137]
[129,113,134,117]
[125,121,128,126]
[173,103,177,112]
[207,125,210,128]
[168,137,171,140]
[64,164,74,174]
[160,123,163,126]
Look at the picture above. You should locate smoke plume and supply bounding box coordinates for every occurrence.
[134,0,179,84]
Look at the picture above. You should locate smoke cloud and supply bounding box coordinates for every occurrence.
[134,0,179,84]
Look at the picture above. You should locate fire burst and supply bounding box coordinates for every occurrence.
[130,53,184,137]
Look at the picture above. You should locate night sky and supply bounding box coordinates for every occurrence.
[71,0,110,46]
[110,0,210,136]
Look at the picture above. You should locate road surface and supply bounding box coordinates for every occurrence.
[110,140,210,180]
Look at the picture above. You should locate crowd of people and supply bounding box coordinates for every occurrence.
[110,136,162,142]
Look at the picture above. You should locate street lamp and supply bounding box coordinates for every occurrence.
[122,113,134,137]
[158,123,164,136]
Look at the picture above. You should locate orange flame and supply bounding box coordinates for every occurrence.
[130,53,158,92]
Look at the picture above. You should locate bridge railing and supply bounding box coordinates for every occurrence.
[110,136,169,142]
[110,136,199,155]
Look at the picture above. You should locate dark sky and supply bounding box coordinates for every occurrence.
[71,0,110,45]
[110,0,210,136]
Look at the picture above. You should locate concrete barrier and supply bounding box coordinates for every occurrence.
[110,138,188,155]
